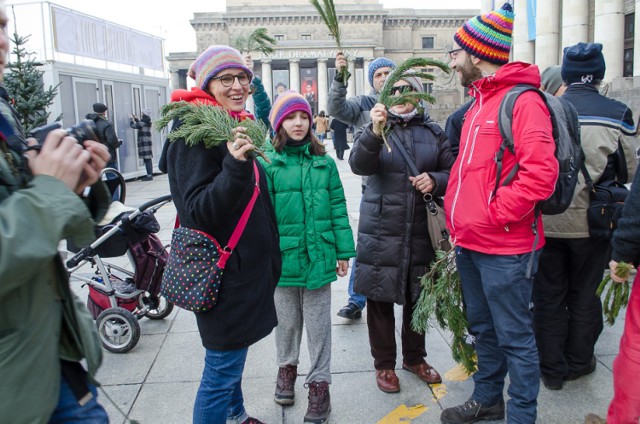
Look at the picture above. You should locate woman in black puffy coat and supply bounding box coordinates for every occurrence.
[349,70,454,394]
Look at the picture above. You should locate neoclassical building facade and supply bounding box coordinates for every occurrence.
[167,0,640,123]
[508,0,640,117]
[167,0,477,124]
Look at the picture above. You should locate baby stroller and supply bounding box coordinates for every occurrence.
[66,168,173,353]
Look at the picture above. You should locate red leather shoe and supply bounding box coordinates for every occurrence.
[402,361,442,384]
[376,369,400,393]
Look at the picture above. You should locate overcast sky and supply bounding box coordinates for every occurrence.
[8,0,481,54]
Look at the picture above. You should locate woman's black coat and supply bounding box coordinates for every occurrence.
[349,115,453,304]
[161,131,281,350]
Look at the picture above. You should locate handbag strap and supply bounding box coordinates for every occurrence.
[389,131,442,216]
[224,161,261,253]
[389,132,420,177]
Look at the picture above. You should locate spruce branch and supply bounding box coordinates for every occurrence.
[596,261,633,325]
[376,57,450,152]
[155,101,270,162]
[411,249,477,374]
[232,28,277,55]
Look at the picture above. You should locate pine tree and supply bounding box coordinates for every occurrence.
[4,32,60,133]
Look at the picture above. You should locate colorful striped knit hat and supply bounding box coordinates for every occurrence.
[188,45,253,90]
[269,91,313,133]
[454,2,514,65]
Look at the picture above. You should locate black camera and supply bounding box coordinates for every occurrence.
[28,119,98,146]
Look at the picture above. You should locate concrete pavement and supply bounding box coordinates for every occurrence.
[71,140,623,424]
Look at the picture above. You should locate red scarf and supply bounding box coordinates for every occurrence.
[170,87,254,122]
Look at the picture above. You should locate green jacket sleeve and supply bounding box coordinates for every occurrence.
[0,176,97,297]
[251,77,272,129]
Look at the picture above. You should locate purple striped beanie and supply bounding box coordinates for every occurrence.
[188,45,253,90]
[269,91,313,132]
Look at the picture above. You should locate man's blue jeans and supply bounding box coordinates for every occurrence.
[456,247,540,424]
[347,261,366,310]
[49,374,108,423]
[193,347,249,424]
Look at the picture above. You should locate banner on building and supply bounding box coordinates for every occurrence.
[300,68,318,113]
[272,70,289,102]
[51,5,164,71]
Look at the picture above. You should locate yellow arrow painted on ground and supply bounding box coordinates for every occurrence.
[377,404,428,423]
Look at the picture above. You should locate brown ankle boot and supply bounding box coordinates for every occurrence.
[304,381,330,423]
[274,365,297,405]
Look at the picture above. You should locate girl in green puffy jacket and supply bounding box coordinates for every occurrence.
[259,91,356,423]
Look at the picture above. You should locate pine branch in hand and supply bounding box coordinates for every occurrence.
[411,249,476,374]
[376,58,450,152]
[155,101,270,161]
[247,28,277,55]
[597,261,632,326]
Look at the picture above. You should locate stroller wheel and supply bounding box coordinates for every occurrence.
[96,307,141,353]
[139,293,174,320]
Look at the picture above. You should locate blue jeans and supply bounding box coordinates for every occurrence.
[347,261,366,310]
[456,247,540,424]
[49,374,108,423]
[193,347,249,424]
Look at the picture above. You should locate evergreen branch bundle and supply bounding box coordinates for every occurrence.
[597,261,633,325]
[232,28,277,55]
[376,57,450,152]
[155,101,270,161]
[309,0,348,84]
[411,249,477,374]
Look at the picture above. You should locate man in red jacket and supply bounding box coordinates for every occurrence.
[440,4,558,424]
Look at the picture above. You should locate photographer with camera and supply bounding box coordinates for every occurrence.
[87,102,120,170]
[0,3,112,422]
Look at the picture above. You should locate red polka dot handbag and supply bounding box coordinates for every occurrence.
[161,162,260,312]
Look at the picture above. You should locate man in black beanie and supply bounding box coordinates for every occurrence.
[86,103,120,169]
[533,42,640,391]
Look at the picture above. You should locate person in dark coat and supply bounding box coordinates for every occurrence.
[330,117,350,160]
[86,102,119,169]
[349,69,454,394]
[130,108,154,181]
[159,45,281,424]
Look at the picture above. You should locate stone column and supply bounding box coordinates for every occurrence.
[363,58,372,95]
[261,60,273,101]
[169,69,182,91]
[635,0,640,75]
[347,59,356,99]
[595,0,625,81]
[246,93,255,116]
[289,59,300,93]
[562,0,589,52]
[318,59,328,114]
[535,0,561,70]
[481,0,493,14]
[512,0,534,63]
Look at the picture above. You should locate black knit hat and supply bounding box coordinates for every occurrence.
[93,103,108,113]
[561,42,606,84]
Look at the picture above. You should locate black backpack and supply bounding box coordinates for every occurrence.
[494,84,583,216]
[495,85,583,278]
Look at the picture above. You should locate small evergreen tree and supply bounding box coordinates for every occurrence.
[4,32,60,133]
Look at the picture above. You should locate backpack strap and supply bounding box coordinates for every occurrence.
[494,85,550,198]
[496,85,550,279]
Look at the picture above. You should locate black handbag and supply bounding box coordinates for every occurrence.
[581,164,629,240]
[389,132,451,252]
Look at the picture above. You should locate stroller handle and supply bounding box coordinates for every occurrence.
[138,194,172,213]
[65,194,172,269]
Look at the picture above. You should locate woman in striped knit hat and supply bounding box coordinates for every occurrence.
[159,45,281,424]
[258,91,355,424]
